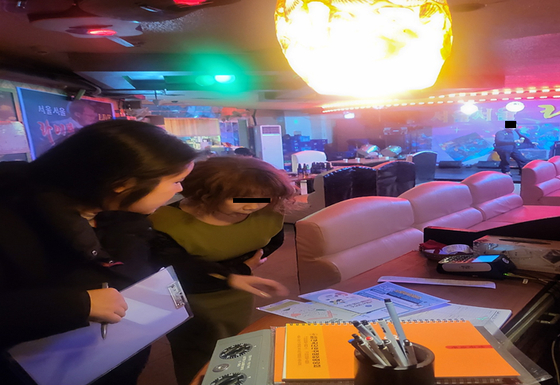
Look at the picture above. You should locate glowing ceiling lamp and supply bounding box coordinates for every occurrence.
[506,101,525,112]
[86,28,117,36]
[460,102,478,115]
[275,0,453,98]
[214,75,236,84]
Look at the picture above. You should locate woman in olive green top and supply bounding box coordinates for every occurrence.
[149,156,295,384]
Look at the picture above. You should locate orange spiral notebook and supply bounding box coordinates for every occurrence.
[276,320,520,384]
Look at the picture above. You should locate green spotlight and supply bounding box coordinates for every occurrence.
[214,75,236,84]
[195,75,216,86]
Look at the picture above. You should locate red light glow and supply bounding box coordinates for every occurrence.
[87,29,117,36]
[173,0,207,5]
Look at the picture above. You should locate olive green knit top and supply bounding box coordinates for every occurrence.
[149,205,284,262]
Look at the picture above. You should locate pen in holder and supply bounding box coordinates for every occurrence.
[354,343,435,385]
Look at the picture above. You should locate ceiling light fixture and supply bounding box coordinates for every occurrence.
[173,0,208,5]
[460,102,478,115]
[214,75,236,84]
[86,28,117,36]
[275,0,453,98]
[506,101,524,112]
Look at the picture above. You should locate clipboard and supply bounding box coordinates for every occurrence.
[7,266,192,385]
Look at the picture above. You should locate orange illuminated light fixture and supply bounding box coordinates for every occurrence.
[275,0,453,98]
[173,0,207,5]
[86,28,117,36]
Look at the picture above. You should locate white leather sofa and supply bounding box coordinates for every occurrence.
[295,171,560,293]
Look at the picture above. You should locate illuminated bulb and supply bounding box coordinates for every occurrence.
[461,103,478,115]
[343,112,355,119]
[86,29,117,36]
[506,101,524,112]
[275,0,453,97]
[214,75,236,84]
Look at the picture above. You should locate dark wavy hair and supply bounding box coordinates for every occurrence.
[180,156,295,214]
[30,119,199,210]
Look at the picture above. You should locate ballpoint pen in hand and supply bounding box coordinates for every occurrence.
[101,282,108,339]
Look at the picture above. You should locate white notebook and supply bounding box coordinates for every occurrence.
[8,266,191,385]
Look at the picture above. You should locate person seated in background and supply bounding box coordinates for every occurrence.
[0,120,198,385]
[148,156,294,384]
[234,147,255,157]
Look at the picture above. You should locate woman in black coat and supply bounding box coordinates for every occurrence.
[0,120,286,384]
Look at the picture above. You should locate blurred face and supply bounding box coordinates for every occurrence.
[218,198,270,216]
[118,163,194,214]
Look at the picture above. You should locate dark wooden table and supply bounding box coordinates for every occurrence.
[191,251,556,384]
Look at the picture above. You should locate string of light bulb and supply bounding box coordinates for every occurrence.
[322,86,560,113]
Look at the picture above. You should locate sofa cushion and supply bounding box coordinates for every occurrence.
[461,171,522,220]
[523,160,556,185]
[468,220,517,231]
[549,156,560,176]
[539,191,560,206]
[491,205,560,223]
[521,160,560,204]
[295,196,422,292]
[399,181,483,230]
[298,196,417,255]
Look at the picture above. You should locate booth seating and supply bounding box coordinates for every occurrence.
[462,171,560,224]
[295,197,423,293]
[285,166,377,223]
[295,170,560,293]
[399,181,485,230]
[406,151,437,184]
[372,160,416,196]
[290,150,327,173]
[521,157,560,205]
[285,162,417,223]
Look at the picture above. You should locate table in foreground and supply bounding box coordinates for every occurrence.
[191,251,558,385]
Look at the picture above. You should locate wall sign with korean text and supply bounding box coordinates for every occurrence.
[17,88,114,159]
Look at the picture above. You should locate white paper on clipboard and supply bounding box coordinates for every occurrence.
[8,266,191,385]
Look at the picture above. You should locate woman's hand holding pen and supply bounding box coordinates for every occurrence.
[87,288,128,323]
[243,249,267,271]
[227,274,289,298]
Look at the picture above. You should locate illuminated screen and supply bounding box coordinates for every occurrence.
[472,254,500,263]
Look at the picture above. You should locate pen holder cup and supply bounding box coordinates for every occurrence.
[354,344,435,385]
